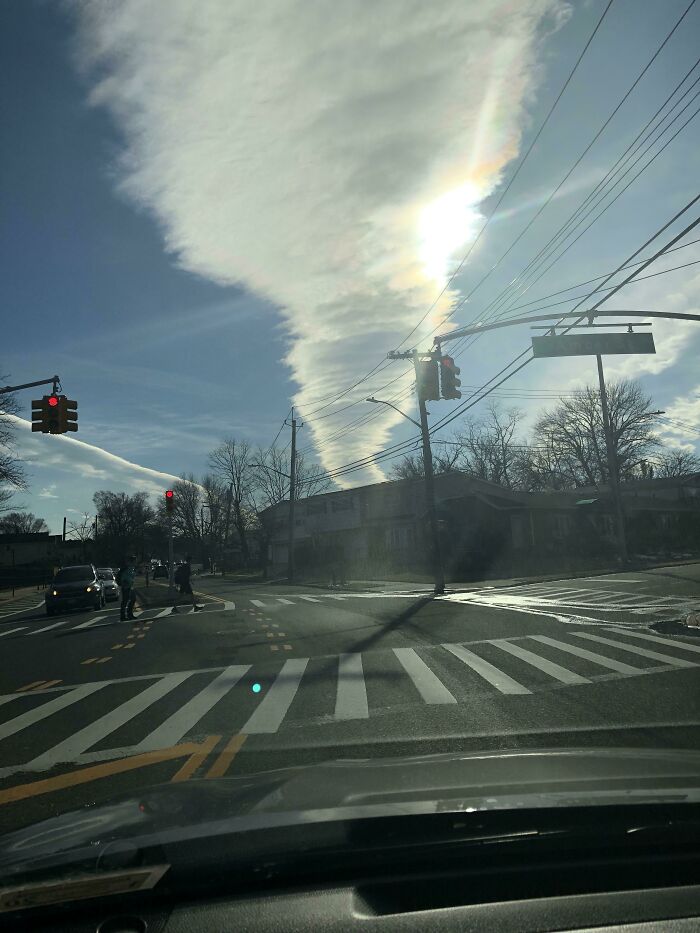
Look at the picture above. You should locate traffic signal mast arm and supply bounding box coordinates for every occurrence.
[0,375,61,396]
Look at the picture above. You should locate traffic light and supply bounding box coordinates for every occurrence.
[165,490,175,513]
[31,395,63,433]
[416,360,440,401]
[440,355,462,399]
[57,398,78,433]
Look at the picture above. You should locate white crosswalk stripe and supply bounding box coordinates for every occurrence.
[335,653,369,720]
[136,665,250,751]
[491,639,590,685]
[299,595,321,603]
[443,643,531,695]
[72,615,107,630]
[29,672,192,768]
[529,635,641,674]
[0,626,25,638]
[27,619,73,635]
[250,599,266,608]
[572,632,696,668]
[393,648,456,704]
[276,598,294,605]
[1,625,698,777]
[242,658,308,734]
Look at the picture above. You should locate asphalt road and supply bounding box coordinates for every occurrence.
[0,565,698,835]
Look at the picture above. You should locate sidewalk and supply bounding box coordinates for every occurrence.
[0,584,46,605]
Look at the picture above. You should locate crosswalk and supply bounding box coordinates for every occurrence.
[0,594,45,620]
[1,625,698,780]
[441,582,699,623]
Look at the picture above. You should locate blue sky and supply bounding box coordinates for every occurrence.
[2,0,699,534]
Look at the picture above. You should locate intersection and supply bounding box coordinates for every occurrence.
[0,565,698,834]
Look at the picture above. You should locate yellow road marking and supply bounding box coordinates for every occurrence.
[266,633,273,638]
[111,644,124,650]
[205,734,247,779]
[137,634,145,639]
[41,679,62,689]
[127,634,136,640]
[283,645,292,650]
[16,681,47,692]
[95,657,111,664]
[170,735,221,783]
[123,643,135,649]
[0,739,217,805]
[81,658,98,665]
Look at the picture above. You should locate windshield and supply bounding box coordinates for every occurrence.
[1,0,700,901]
[53,567,94,583]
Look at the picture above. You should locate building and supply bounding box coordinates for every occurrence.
[261,472,700,581]
[0,533,89,590]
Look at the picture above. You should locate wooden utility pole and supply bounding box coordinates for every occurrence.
[287,409,297,583]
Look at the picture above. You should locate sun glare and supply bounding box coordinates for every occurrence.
[418,182,482,283]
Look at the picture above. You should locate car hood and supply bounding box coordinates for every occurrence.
[2,746,700,877]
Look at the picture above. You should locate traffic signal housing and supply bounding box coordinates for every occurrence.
[416,359,441,401]
[165,490,175,513]
[440,355,462,400]
[31,394,75,434]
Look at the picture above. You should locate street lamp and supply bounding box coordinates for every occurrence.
[366,397,422,429]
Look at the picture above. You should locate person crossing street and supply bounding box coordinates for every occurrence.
[117,555,139,622]
[171,555,203,614]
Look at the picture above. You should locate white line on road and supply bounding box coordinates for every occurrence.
[223,601,235,611]
[335,653,369,720]
[491,639,590,685]
[276,598,294,605]
[572,632,696,668]
[606,628,700,656]
[250,599,267,608]
[155,607,174,618]
[0,683,107,741]
[0,601,44,619]
[72,615,107,630]
[27,619,73,635]
[242,658,308,734]
[29,672,193,768]
[299,595,321,603]
[0,626,26,638]
[328,595,347,600]
[443,644,531,694]
[529,635,641,674]
[393,648,457,704]
[135,665,250,751]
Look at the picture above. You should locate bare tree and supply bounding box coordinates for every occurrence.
[532,380,660,488]
[0,381,26,513]
[0,511,49,534]
[650,449,700,478]
[254,445,332,509]
[66,512,94,542]
[93,491,155,563]
[208,438,256,564]
[167,474,203,544]
[455,404,528,489]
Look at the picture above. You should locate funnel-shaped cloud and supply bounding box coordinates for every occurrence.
[71,0,568,482]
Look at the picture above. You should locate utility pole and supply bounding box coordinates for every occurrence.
[595,354,628,562]
[167,512,175,596]
[384,350,445,595]
[287,408,297,583]
[62,516,66,543]
[413,351,445,595]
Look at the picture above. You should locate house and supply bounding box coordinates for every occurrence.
[261,471,700,580]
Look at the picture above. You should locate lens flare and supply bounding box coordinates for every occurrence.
[418,182,482,283]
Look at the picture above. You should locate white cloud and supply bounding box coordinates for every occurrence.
[657,384,700,451]
[11,416,183,498]
[70,0,568,482]
[38,484,58,498]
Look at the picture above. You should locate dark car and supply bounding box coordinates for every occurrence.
[153,564,169,579]
[45,564,105,616]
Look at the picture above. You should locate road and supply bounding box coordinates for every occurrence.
[0,565,698,834]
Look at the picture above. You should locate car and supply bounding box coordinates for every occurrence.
[96,567,120,601]
[45,564,105,616]
[153,564,169,579]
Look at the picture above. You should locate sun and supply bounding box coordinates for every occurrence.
[418,182,482,284]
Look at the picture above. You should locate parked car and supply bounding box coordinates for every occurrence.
[45,565,105,615]
[97,568,120,602]
[153,564,169,579]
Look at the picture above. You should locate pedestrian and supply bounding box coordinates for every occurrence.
[171,555,203,614]
[117,555,138,622]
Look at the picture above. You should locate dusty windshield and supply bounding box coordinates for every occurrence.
[0,0,699,869]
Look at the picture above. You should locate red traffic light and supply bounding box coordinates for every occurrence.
[48,396,59,407]
[165,489,175,513]
[165,490,174,499]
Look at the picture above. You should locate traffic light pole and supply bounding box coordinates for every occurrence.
[0,375,60,396]
[167,512,175,595]
[414,353,445,596]
[595,354,628,562]
[287,410,297,583]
